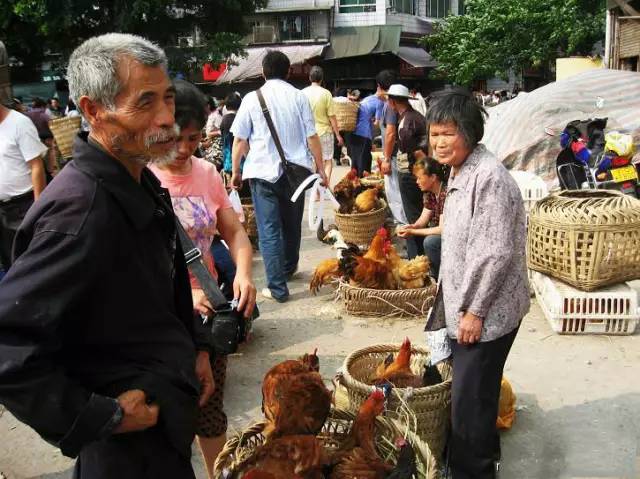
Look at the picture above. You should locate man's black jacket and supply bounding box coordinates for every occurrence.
[0,134,211,458]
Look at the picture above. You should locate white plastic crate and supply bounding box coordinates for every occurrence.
[531,271,639,335]
[509,170,549,213]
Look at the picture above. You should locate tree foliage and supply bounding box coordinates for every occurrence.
[0,0,267,76]
[422,0,606,86]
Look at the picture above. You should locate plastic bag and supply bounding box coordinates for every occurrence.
[228,190,245,223]
[383,165,408,225]
[496,376,516,430]
[307,177,341,232]
[425,328,452,365]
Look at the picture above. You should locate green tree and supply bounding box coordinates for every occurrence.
[422,0,606,86]
[0,0,267,76]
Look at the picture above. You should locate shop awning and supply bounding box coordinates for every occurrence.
[397,46,437,68]
[324,26,402,60]
[215,44,328,84]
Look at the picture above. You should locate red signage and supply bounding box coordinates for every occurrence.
[203,63,227,82]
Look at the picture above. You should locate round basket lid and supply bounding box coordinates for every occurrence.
[530,190,640,226]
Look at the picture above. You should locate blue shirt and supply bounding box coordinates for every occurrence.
[231,79,317,183]
[353,94,384,140]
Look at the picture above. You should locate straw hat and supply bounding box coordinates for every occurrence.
[386,84,411,98]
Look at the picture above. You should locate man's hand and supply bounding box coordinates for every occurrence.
[113,390,159,434]
[380,159,392,176]
[230,172,243,190]
[195,351,215,407]
[319,170,329,188]
[234,274,257,319]
[192,289,214,318]
[457,312,483,345]
[336,134,344,147]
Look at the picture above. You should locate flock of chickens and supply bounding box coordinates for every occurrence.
[310,227,432,293]
[238,339,442,479]
[334,169,386,215]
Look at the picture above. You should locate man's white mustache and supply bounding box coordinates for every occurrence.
[144,124,180,148]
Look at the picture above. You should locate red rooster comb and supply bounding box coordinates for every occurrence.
[370,389,385,401]
[376,227,388,239]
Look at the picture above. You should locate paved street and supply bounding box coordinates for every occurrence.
[1,167,639,479]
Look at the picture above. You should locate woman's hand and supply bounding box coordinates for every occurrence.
[195,351,215,407]
[380,159,392,176]
[192,288,214,318]
[397,225,416,238]
[234,274,257,318]
[457,312,483,345]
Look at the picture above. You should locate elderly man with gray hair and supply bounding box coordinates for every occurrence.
[0,33,214,478]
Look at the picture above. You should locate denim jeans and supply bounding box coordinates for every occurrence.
[423,234,442,279]
[250,176,305,301]
[397,170,424,258]
[211,236,236,301]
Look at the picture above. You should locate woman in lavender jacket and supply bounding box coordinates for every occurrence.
[425,91,530,479]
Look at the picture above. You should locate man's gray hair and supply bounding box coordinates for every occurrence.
[67,33,167,113]
[309,66,323,83]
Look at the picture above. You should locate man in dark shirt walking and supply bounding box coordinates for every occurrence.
[0,33,215,478]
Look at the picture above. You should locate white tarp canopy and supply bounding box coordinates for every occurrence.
[215,44,328,84]
[397,46,437,68]
[482,68,640,186]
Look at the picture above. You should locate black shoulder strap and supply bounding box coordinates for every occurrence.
[256,89,288,166]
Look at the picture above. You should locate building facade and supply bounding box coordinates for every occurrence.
[606,0,640,72]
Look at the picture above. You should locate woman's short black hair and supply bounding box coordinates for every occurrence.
[224,92,242,111]
[425,89,488,149]
[413,157,450,184]
[262,50,290,80]
[173,79,207,131]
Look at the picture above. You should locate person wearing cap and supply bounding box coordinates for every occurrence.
[385,84,428,258]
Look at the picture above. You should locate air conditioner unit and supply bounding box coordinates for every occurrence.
[253,25,277,44]
[177,36,194,48]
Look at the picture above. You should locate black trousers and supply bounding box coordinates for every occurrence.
[73,427,195,479]
[449,327,519,479]
[347,133,372,176]
[397,170,424,258]
[0,191,34,270]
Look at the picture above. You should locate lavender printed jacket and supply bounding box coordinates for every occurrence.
[429,144,530,342]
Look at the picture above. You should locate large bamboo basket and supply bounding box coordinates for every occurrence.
[213,408,437,479]
[337,281,437,318]
[334,205,387,246]
[527,190,640,291]
[333,100,359,132]
[337,344,452,473]
[241,198,258,249]
[49,116,81,159]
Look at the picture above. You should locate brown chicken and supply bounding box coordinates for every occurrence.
[354,185,384,213]
[330,390,394,479]
[333,168,363,214]
[262,351,332,438]
[385,242,431,290]
[370,338,422,388]
[309,228,393,293]
[242,435,329,479]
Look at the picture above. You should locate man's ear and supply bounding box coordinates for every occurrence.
[78,96,102,127]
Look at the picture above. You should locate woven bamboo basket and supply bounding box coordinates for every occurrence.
[337,281,437,318]
[49,116,82,159]
[213,408,437,479]
[333,100,359,132]
[360,176,385,188]
[527,190,640,291]
[337,344,452,472]
[334,206,387,246]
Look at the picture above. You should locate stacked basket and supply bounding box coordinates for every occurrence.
[214,408,434,479]
[334,204,387,247]
[337,343,452,477]
[337,281,437,318]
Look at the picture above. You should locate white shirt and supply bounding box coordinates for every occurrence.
[231,79,316,183]
[0,110,47,201]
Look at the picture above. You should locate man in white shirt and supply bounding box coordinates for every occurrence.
[230,50,325,302]
[0,103,47,271]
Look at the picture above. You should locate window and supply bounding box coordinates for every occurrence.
[278,15,312,41]
[339,0,377,14]
[392,0,416,14]
[427,0,450,18]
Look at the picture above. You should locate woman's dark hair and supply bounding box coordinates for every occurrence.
[173,79,207,131]
[413,157,449,184]
[224,92,242,111]
[375,69,396,91]
[207,96,216,111]
[425,89,488,149]
[32,97,47,108]
[262,50,290,80]
[67,99,77,111]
